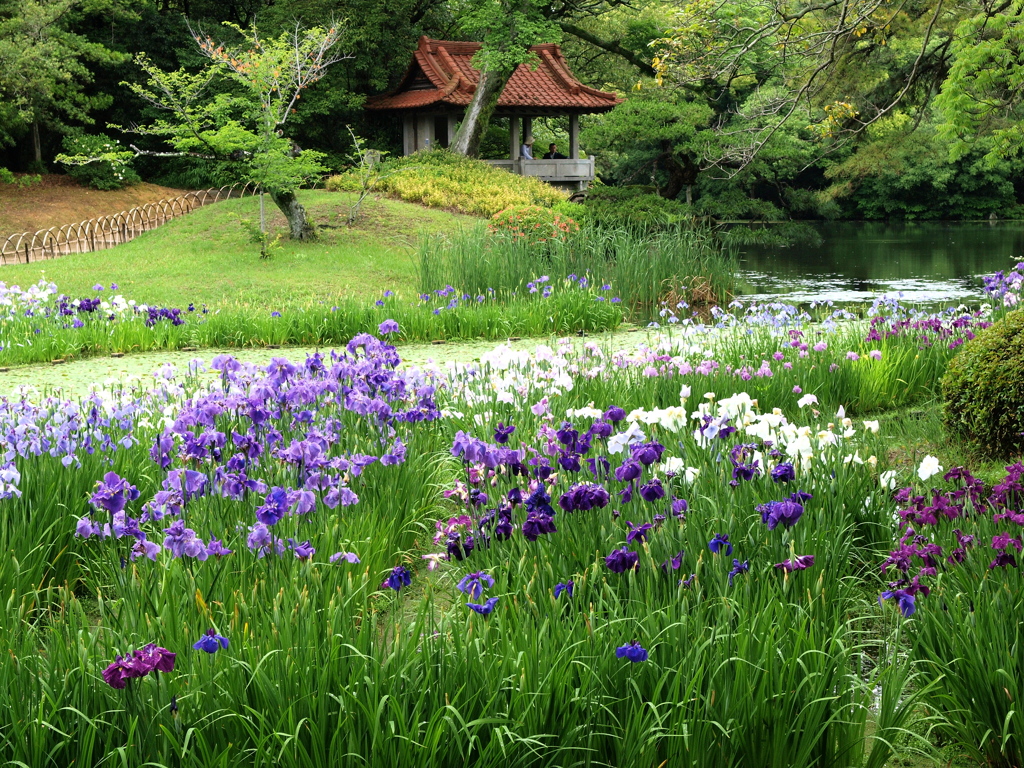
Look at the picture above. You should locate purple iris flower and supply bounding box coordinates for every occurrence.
[90,472,140,514]
[457,571,495,601]
[626,521,654,543]
[708,533,732,555]
[522,511,557,541]
[638,479,665,502]
[554,580,574,598]
[605,546,639,573]
[671,498,688,518]
[193,628,230,653]
[466,597,499,615]
[774,554,815,573]
[603,406,626,423]
[130,540,161,561]
[728,559,749,586]
[759,492,810,530]
[384,565,412,591]
[615,641,648,663]
[631,442,665,466]
[103,644,176,689]
[879,589,916,617]
[771,463,796,483]
[292,540,316,560]
[614,460,642,482]
[378,319,400,335]
[661,551,685,571]
[162,520,207,559]
[493,423,516,444]
[330,551,360,564]
[990,552,1018,569]
[206,538,233,558]
[256,486,290,526]
[247,523,272,551]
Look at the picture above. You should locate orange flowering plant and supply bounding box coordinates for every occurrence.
[487,205,579,244]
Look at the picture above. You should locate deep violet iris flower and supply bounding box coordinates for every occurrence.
[728,559,749,586]
[615,641,648,663]
[193,628,230,653]
[554,580,574,598]
[605,546,639,573]
[103,643,176,689]
[466,597,500,615]
[708,533,732,555]
[771,463,796,483]
[457,571,495,601]
[383,565,412,591]
[626,521,654,544]
[493,422,516,444]
[90,471,140,514]
[879,589,916,618]
[638,478,665,502]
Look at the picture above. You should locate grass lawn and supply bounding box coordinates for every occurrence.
[1,191,476,308]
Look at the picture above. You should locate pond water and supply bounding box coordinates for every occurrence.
[1,328,661,398]
[734,221,1024,306]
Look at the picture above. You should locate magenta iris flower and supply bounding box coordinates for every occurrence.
[103,643,176,689]
[457,571,495,601]
[193,628,230,653]
[774,554,815,573]
[615,641,648,663]
[467,597,499,614]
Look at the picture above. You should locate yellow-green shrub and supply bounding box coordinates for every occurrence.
[325,150,565,217]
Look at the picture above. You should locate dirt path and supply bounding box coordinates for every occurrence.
[0,176,189,236]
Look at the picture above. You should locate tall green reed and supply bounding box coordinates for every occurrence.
[417,224,737,316]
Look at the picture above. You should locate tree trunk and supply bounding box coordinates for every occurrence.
[450,65,514,158]
[32,120,42,166]
[270,189,317,241]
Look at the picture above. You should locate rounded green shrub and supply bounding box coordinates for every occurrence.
[941,309,1024,458]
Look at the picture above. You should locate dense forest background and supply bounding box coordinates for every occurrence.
[2,0,1024,222]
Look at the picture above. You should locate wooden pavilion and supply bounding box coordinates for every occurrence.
[366,37,622,189]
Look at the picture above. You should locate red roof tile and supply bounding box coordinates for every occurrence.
[366,37,622,113]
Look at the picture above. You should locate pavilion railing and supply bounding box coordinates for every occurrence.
[0,183,261,266]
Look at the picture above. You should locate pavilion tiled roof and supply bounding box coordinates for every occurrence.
[366,37,622,112]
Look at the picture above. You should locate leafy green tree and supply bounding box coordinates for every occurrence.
[935,0,1024,162]
[77,22,348,240]
[0,0,130,168]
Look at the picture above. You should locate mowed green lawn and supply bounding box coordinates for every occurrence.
[2,191,476,308]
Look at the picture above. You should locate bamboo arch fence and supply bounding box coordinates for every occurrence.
[0,183,261,266]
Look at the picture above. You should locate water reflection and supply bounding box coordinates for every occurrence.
[735,221,1024,305]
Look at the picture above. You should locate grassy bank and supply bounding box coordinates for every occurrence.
[1,192,473,308]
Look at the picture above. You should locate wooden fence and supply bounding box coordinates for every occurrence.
[0,183,261,266]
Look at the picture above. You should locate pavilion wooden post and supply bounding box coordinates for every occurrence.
[569,114,580,159]
[510,116,521,171]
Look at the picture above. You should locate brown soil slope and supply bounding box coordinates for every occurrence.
[0,176,189,236]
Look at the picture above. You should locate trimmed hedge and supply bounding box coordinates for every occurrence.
[941,309,1024,458]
